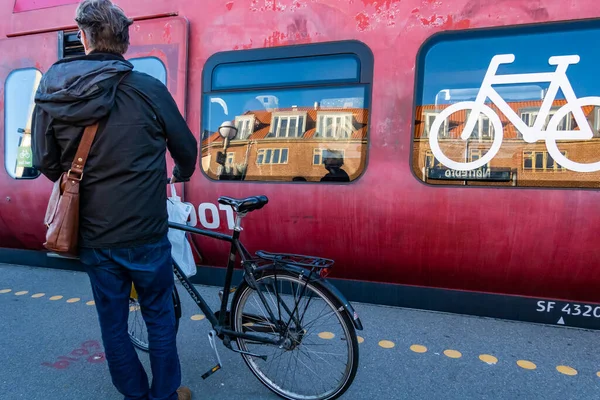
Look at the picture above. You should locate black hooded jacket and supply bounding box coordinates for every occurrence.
[32,52,197,249]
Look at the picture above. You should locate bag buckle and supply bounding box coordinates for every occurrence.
[66,169,83,181]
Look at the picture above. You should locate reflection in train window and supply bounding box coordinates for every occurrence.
[257,148,289,165]
[313,149,345,165]
[4,68,42,179]
[413,20,600,189]
[523,150,566,171]
[202,42,373,183]
[130,57,166,84]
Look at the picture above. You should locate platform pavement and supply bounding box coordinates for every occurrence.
[1,263,599,399]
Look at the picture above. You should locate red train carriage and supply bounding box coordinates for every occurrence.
[1,0,600,329]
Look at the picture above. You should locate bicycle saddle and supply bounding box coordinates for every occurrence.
[218,195,269,213]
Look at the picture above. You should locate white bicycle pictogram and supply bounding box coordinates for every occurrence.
[429,54,600,172]
[19,149,31,160]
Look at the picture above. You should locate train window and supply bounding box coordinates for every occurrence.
[4,68,42,179]
[413,20,600,189]
[212,54,360,90]
[130,57,167,85]
[201,41,373,183]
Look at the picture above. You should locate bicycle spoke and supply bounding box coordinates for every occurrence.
[233,272,357,400]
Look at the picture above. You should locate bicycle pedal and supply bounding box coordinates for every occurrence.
[205,329,223,379]
[201,364,222,380]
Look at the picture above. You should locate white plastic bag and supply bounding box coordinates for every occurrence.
[166,184,197,277]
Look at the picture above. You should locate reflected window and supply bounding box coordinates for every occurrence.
[5,68,42,179]
[425,151,442,169]
[268,112,306,138]
[470,149,490,168]
[130,57,166,85]
[201,41,372,183]
[465,111,494,140]
[226,152,235,166]
[520,109,571,130]
[413,19,600,189]
[523,150,566,171]
[257,148,288,165]
[313,148,345,165]
[423,112,449,138]
[234,115,255,140]
[316,112,353,139]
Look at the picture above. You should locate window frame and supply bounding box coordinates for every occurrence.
[523,150,567,172]
[465,111,495,141]
[256,148,289,165]
[4,67,43,180]
[520,108,571,131]
[423,112,448,139]
[203,41,374,92]
[234,115,256,140]
[201,40,374,184]
[411,18,600,191]
[594,107,600,137]
[315,112,354,139]
[313,148,346,165]
[469,149,490,168]
[226,152,235,166]
[424,150,443,169]
[268,111,307,139]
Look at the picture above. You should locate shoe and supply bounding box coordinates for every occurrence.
[177,386,192,400]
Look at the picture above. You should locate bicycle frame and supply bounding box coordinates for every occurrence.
[168,221,284,347]
[463,54,592,143]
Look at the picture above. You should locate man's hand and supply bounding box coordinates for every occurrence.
[170,165,190,184]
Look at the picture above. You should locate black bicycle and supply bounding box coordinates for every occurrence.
[127,195,363,400]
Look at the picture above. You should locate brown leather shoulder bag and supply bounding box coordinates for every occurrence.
[43,122,99,256]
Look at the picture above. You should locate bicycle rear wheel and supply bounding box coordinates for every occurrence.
[230,268,359,400]
[128,283,181,352]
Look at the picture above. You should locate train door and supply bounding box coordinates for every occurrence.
[0,32,58,248]
[0,16,189,249]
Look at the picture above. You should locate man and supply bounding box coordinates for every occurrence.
[320,150,350,182]
[32,1,196,399]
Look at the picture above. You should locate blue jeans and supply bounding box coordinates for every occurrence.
[80,234,181,400]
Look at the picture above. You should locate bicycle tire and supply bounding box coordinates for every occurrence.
[230,267,359,400]
[128,284,182,352]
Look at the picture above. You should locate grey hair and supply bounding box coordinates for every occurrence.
[75,0,133,55]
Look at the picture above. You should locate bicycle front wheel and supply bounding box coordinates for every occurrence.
[230,268,359,400]
[546,96,600,173]
[128,283,181,352]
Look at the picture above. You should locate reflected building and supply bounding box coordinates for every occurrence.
[202,104,369,182]
[412,99,600,188]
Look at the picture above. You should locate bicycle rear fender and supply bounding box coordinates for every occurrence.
[319,277,364,331]
[253,263,364,331]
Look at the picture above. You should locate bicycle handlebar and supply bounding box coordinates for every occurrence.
[548,55,580,66]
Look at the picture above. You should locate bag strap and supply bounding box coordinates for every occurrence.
[68,122,100,181]
[66,72,131,181]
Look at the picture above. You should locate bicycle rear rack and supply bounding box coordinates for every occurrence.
[255,251,334,275]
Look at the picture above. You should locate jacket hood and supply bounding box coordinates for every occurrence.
[35,52,133,125]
